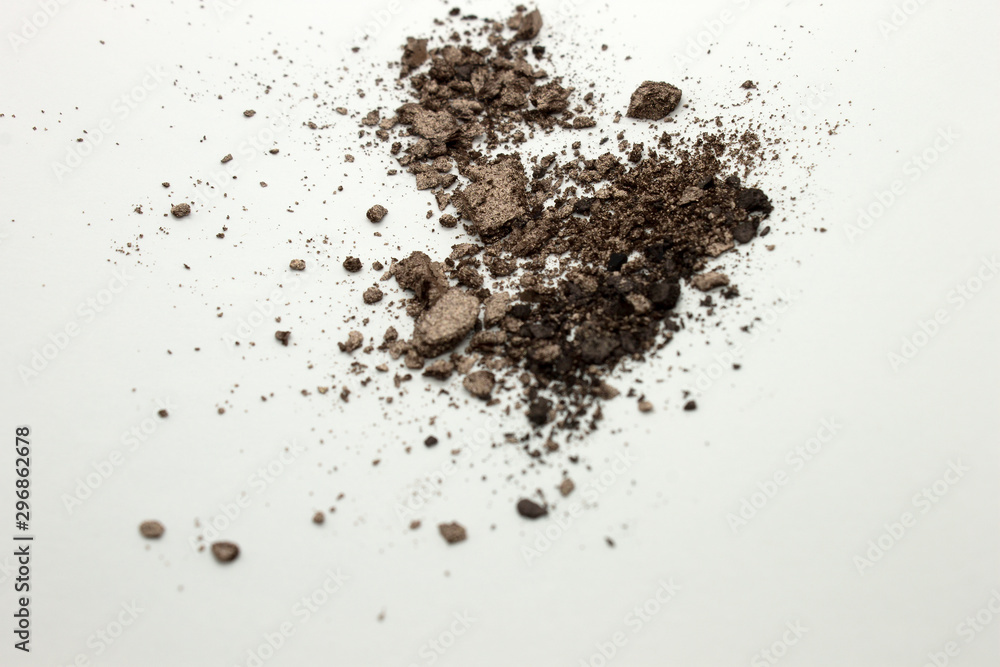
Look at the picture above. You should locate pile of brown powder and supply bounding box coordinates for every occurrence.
[365,6,775,435]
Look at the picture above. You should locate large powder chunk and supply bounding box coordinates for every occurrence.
[453,155,528,241]
[412,289,480,357]
[530,81,573,113]
[393,251,449,305]
[626,81,682,120]
[411,109,460,142]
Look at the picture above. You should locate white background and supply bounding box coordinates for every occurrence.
[1,0,998,666]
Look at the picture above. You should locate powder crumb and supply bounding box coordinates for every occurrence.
[516,498,548,519]
[211,541,240,563]
[462,370,495,400]
[438,522,467,544]
[626,81,682,120]
[411,289,479,357]
[690,272,730,292]
[422,359,455,380]
[139,520,164,538]
[339,331,364,353]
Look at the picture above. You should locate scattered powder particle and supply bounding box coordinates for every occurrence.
[170,203,190,218]
[139,520,164,538]
[243,109,256,117]
[312,512,325,525]
[684,400,698,411]
[363,285,384,304]
[559,479,575,497]
[211,541,240,563]
[221,153,233,163]
[275,331,290,346]
[367,204,388,222]
[527,398,553,425]
[462,370,495,400]
[638,400,653,413]
[289,259,306,271]
[343,256,363,272]
[438,522,467,544]
[516,498,548,519]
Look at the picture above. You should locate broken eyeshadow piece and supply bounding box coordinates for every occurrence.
[626,81,682,120]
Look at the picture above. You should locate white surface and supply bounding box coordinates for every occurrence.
[1,1,999,666]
